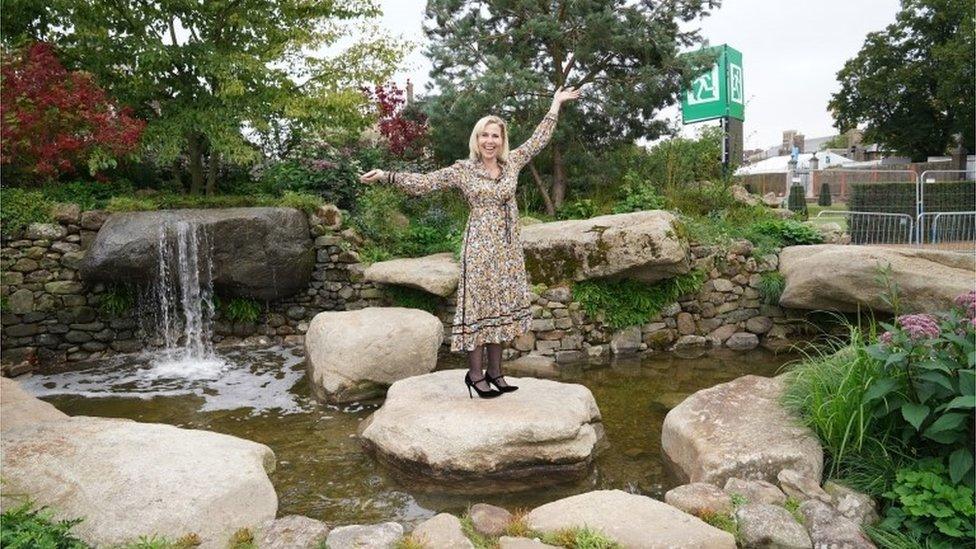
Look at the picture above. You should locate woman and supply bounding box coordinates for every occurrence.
[359,86,581,398]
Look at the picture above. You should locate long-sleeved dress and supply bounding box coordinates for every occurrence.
[387,111,558,352]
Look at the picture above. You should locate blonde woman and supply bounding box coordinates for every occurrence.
[360,86,581,398]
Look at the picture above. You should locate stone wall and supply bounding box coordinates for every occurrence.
[1,207,802,373]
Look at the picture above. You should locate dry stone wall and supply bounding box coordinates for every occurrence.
[1,207,802,373]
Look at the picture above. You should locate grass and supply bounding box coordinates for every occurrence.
[758,271,786,305]
[572,270,706,329]
[807,201,849,231]
[458,508,621,549]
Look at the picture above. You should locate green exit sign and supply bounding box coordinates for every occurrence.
[681,44,744,124]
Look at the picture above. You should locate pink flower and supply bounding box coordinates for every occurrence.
[879,331,894,344]
[895,314,941,340]
[954,290,976,318]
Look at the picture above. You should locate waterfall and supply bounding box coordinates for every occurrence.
[143,220,226,378]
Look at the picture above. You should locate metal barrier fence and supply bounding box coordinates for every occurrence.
[816,211,915,246]
[917,211,976,252]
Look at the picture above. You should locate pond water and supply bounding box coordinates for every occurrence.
[20,345,792,529]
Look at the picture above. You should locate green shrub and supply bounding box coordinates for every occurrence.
[747,219,823,247]
[0,188,54,233]
[787,185,807,219]
[880,459,975,545]
[664,180,735,217]
[557,198,598,220]
[818,182,833,207]
[572,270,706,329]
[277,191,323,214]
[758,272,786,305]
[257,142,377,210]
[106,195,159,212]
[0,500,89,548]
[384,285,441,314]
[612,171,665,214]
[40,179,135,210]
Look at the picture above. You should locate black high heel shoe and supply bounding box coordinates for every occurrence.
[465,372,502,399]
[484,372,518,393]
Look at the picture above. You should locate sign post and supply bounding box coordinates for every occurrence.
[681,44,744,172]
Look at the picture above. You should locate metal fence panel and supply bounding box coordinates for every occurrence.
[816,211,915,246]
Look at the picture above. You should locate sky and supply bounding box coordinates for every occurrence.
[376,0,903,150]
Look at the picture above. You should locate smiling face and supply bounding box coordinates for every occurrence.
[477,122,504,162]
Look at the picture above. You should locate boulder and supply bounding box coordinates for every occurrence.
[504,354,560,378]
[763,193,785,208]
[520,210,690,285]
[525,489,735,548]
[779,245,974,313]
[664,483,733,516]
[0,416,277,548]
[325,522,403,549]
[499,537,559,548]
[358,370,603,490]
[662,375,823,486]
[80,208,313,300]
[798,500,875,549]
[724,478,788,506]
[735,503,812,549]
[305,308,443,403]
[257,515,330,549]
[726,332,759,351]
[823,481,880,526]
[732,184,761,206]
[0,376,68,431]
[469,503,513,536]
[363,252,459,297]
[778,468,832,504]
[412,513,473,549]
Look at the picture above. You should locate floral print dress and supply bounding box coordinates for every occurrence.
[387,111,559,352]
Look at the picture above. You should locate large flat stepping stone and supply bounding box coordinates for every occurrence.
[80,207,313,300]
[520,210,690,285]
[662,375,822,486]
[525,489,735,548]
[358,369,603,490]
[1,376,68,431]
[305,307,443,403]
[0,415,277,548]
[779,244,974,313]
[363,252,459,297]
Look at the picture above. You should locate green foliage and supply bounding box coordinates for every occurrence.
[556,198,598,220]
[277,191,325,215]
[698,511,739,544]
[748,219,823,247]
[818,182,833,207]
[106,196,159,212]
[611,171,665,214]
[384,285,441,315]
[758,272,786,305]
[99,284,136,317]
[645,126,726,191]
[828,0,974,159]
[0,500,88,549]
[0,188,53,233]
[572,270,706,329]
[783,496,804,524]
[100,191,324,214]
[4,1,407,190]
[38,179,135,211]
[881,459,975,545]
[539,526,622,549]
[257,144,377,211]
[218,297,263,324]
[664,180,736,217]
[787,185,808,219]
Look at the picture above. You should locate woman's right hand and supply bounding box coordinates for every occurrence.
[359,169,385,184]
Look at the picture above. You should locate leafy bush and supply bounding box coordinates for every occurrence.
[748,219,823,247]
[40,179,135,210]
[818,182,833,207]
[0,188,53,232]
[557,198,598,220]
[106,195,159,212]
[257,142,378,211]
[277,190,324,214]
[612,171,665,214]
[0,500,88,548]
[787,185,808,219]
[664,180,735,217]
[881,459,975,545]
[572,270,706,329]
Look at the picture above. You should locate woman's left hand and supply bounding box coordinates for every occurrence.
[552,86,582,106]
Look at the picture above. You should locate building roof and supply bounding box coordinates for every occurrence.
[734,152,854,175]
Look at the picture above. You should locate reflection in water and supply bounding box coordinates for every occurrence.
[22,346,791,528]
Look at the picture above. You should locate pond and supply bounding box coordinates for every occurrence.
[19,345,792,529]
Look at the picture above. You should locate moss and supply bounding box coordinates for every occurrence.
[572,270,706,329]
[524,245,582,286]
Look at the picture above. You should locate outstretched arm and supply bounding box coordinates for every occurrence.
[359,163,461,196]
[509,86,582,169]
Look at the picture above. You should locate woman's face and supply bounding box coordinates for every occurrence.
[477,122,503,161]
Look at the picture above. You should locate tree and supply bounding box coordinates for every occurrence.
[828,0,975,161]
[362,82,429,159]
[1,42,146,184]
[2,0,406,194]
[422,0,719,214]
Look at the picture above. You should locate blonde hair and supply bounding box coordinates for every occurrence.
[468,115,510,162]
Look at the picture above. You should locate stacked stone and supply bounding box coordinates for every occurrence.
[0,207,142,369]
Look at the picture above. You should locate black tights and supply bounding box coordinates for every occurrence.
[467,343,507,390]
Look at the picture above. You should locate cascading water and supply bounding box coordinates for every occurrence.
[142,220,226,378]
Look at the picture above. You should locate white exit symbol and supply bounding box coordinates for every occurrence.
[687,64,720,105]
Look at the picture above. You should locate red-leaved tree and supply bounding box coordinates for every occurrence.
[363,82,428,159]
[1,42,146,184]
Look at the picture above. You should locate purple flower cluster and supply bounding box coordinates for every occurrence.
[955,290,976,318]
[895,313,941,340]
[308,159,337,171]
[879,331,894,344]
